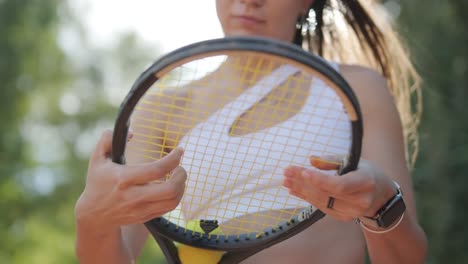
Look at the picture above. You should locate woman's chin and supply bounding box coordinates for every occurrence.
[224,31,290,43]
[224,31,262,38]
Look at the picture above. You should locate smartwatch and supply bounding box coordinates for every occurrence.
[358,181,406,229]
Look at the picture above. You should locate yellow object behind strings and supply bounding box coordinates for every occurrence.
[177,220,224,264]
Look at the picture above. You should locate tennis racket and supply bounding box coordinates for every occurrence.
[112,36,363,264]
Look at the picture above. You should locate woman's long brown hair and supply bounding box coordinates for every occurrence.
[295,0,422,166]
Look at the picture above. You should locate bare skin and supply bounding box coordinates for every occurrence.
[75,1,427,263]
[116,64,426,264]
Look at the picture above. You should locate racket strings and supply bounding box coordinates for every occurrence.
[126,54,351,237]
[193,72,306,230]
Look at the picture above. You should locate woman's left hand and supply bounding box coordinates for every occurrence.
[283,156,398,221]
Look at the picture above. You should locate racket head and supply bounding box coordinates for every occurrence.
[112,36,363,251]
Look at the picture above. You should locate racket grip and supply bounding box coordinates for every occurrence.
[145,222,181,264]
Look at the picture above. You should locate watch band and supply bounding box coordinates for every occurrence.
[357,181,406,230]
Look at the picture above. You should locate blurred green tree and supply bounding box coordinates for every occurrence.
[0,0,163,263]
[0,0,71,262]
[398,0,468,263]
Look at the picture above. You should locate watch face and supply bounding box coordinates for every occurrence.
[378,194,406,228]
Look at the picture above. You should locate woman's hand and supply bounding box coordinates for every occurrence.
[74,130,187,234]
[283,156,397,222]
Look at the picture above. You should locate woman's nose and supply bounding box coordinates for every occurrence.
[239,0,265,8]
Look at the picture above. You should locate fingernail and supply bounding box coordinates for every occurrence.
[309,155,319,160]
[283,167,294,178]
[282,178,292,188]
[127,130,134,141]
[309,156,322,167]
[174,147,185,156]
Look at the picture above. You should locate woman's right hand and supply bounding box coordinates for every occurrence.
[74,130,187,234]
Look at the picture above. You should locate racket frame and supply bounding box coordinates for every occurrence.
[112,36,363,263]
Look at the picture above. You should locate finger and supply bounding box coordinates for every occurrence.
[91,129,114,163]
[126,169,186,216]
[138,203,179,223]
[283,165,306,178]
[309,155,342,171]
[285,166,376,220]
[287,186,355,222]
[305,168,369,195]
[139,189,185,222]
[127,130,134,142]
[168,166,188,187]
[119,148,185,188]
[284,166,365,197]
[283,175,329,206]
[90,129,134,162]
[120,198,182,225]
[126,166,186,203]
[143,166,187,202]
[285,169,376,216]
[285,181,359,221]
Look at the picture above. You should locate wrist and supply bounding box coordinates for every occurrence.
[357,212,405,234]
[75,202,119,237]
[75,219,130,264]
[76,214,121,238]
[356,181,406,234]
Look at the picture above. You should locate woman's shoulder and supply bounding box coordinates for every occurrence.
[338,64,396,113]
[337,63,404,138]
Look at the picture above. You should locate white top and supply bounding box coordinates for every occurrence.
[177,62,351,223]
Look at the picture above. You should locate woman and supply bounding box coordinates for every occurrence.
[75,0,428,263]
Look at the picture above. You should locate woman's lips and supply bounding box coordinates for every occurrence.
[231,15,266,28]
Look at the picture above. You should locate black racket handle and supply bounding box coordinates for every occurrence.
[145,222,181,264]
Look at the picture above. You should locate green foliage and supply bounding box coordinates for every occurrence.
[0,0,164,263]
[398,0,468,263]
[0,0,70,261]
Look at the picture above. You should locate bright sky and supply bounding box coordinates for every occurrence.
[27,2,224,195]
[72,0,224,52]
